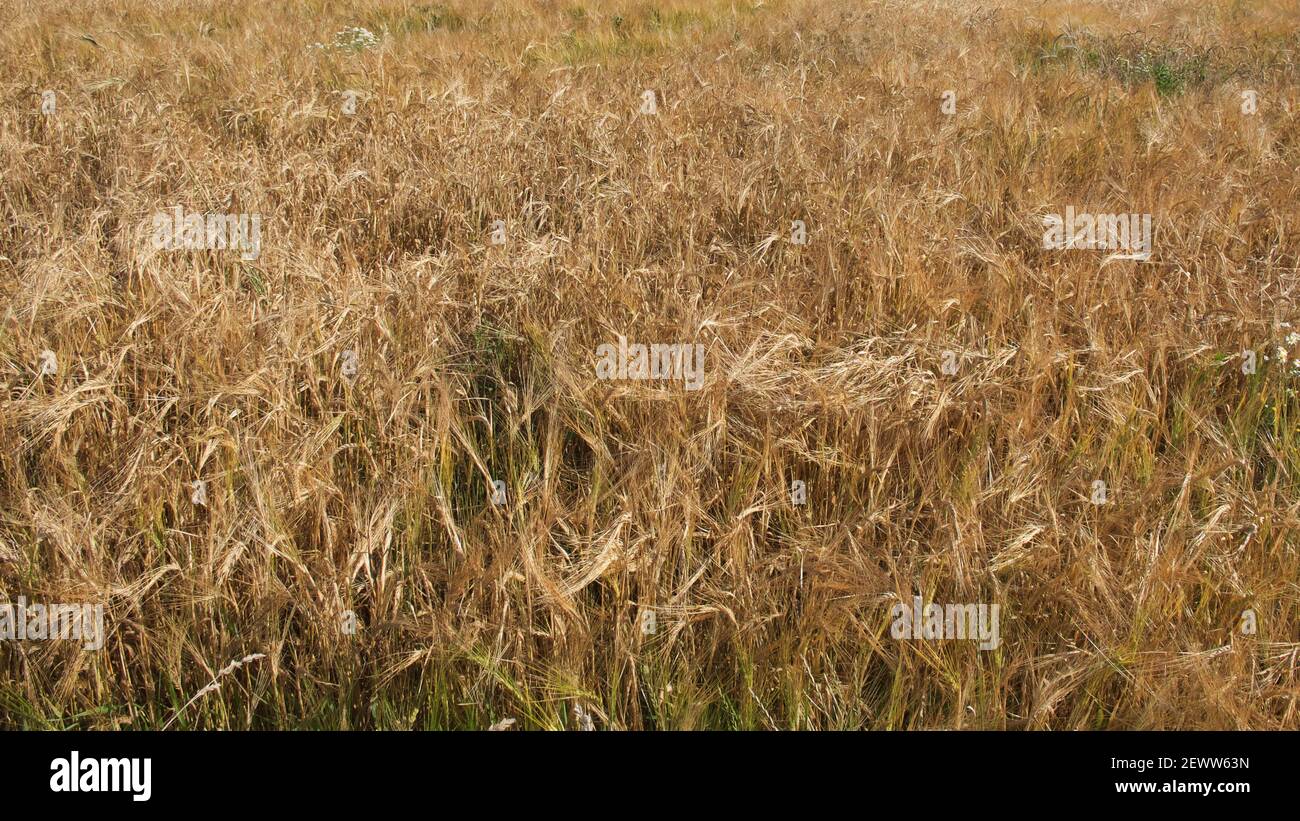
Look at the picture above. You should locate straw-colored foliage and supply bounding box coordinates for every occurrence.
[2,0,1299,729]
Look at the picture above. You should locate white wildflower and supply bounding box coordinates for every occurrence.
[307,27,380,53]
[572,703,596,731]
[333,26,379,51]
[340,349,359,382]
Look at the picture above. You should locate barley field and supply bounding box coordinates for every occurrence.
[2,0,1299,730]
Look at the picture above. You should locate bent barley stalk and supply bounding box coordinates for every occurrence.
[161,655,267,731]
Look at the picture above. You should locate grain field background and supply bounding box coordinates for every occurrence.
[2,0,1299,729]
